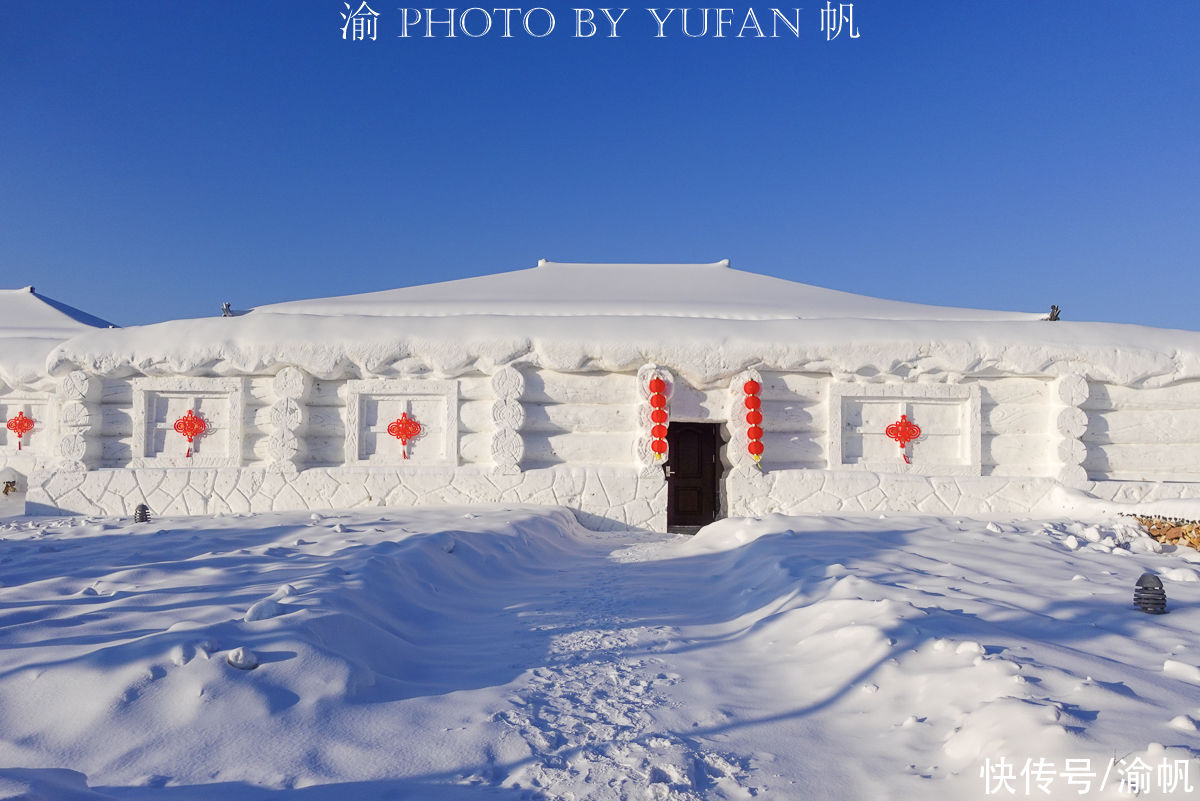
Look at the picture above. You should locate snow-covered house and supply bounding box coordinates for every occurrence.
[8,260,1200,531]
[0,286,116,509]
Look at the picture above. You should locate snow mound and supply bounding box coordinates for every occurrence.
[225,647,259,670]
[0,767,115,800]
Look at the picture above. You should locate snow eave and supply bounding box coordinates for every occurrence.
[39,314,1200,389]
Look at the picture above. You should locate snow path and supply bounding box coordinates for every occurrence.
[477,546,751,800]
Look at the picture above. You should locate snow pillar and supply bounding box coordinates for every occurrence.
[490,365,525,474]
[1053,374,1089,489]
[266,366,311,475]
[55,370,101,472]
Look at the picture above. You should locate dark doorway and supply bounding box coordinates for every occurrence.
[665,422,723,533]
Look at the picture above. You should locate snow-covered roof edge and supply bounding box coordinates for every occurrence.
[43,313,1200,389]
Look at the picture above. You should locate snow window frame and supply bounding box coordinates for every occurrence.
[343,379,458,467]
[828,383,981,476]
[0,393,53,456]
[130,377,245,468]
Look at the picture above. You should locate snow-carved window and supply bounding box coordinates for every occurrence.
[0,394,51,458]
[344,379,458,467]
[828,384,981,475]
[130,378,245,468]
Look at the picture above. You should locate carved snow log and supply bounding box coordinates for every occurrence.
[1083,380,1200,410]
[524,371,635,405]
[1083,408,1200,445]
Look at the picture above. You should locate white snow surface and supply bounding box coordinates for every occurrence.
[0,287,114,388]
[1,505,1198,800]
[41,262,1200,386]
[253,261,1047,322]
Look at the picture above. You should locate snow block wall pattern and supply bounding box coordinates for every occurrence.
[9,365,1200,530]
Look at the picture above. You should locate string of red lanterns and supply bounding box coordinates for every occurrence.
[6,411,34,451]
[648,376,668,460]
[744,379,764,466]
[387,412,422,459]
[173,410,207,458]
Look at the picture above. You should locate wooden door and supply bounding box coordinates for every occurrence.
[666,422,722,532]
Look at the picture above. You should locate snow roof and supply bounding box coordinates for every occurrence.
[257,260,1048,322]
[0,287,115,388]
[21,260,1200,387]
[0,286,114,335]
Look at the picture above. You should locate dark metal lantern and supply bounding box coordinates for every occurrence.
[134,503,151,523]
[1134,573,1167,614]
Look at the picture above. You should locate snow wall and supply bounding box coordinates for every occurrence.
[5,365,1200,530]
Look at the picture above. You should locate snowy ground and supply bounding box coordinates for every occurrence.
[1,505,1199,800]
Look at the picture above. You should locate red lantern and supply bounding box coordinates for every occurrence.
[647,374,669,460]
[6,411,34,451]
[387,412,423,459]
[744,378,764,465]
[173,410,207,458]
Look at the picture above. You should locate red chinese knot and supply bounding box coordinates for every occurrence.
[647,374,669,461]
[6,411,34,451]
[885,414,922,464]
[744,379,764,465]
[387,412,423,459]
[173,410,207,458]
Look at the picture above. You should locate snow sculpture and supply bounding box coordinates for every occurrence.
[13,260,1200,529]
[490,365,525,474]
[130,378,245,468]
[344,379,457,466]
[1054,374,1089,489]
[828,383,981,476]
[56,371,97,472]
[267,366,309,474]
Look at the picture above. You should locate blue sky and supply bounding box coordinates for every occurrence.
[3,1,1198,329]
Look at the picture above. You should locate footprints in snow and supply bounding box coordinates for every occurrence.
[478,565,750,799]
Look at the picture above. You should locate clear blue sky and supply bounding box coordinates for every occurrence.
[3,2,1198,329]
